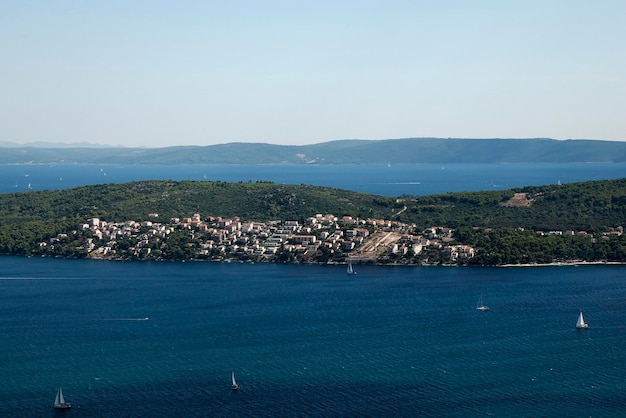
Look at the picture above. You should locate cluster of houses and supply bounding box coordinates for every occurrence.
[46,213,478,264]
[39,212,624,264]
[534,227,623,241]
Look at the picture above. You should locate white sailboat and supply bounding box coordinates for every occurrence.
[476,294,490,311]
[576,311,589,329]
[347,263,357,275]
[231,371,239,391]
[53,386,71,409]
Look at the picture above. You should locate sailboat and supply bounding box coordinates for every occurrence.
[53,386,71,409]
[476,294,490,311]
[347,263,357,275]
[576,311,589,329]
[231,371,239,391]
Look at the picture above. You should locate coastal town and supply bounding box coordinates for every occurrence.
[43,212,477,265]
[38,211,624,266]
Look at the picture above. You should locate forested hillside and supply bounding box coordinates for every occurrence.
[0,178,624,264]
[2,138,626,164]
[0,181,399,255]
[398,178,626,231]
[0,180,399,224]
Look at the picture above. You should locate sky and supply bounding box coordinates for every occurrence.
[2,1,625,147]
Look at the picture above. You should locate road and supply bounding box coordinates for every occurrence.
[347,230,401,262]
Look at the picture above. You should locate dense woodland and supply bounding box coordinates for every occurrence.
[0,178,625,264]
[402,180,626,231]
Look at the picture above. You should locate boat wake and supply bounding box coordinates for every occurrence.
[380,182,421,185]
[0,277,82,281]
[104,317,150,321]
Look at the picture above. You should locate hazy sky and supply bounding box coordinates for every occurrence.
[2,1,625,147]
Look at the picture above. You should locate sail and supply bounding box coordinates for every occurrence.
[53,386,71,409]
[231,371,239,390]
[576,311,586,328]
[476,294,489,311]
[54,387,65,406]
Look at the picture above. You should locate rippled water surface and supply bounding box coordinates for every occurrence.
[2,162,625,196]
[1,257,625,417]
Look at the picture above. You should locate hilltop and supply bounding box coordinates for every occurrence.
[2,138,626,164]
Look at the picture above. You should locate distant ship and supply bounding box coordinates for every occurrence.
[231,372,239,391]
[53,386,71,409]
[347,263,357,275]
[476,294,490,311]
[576,311,588,329]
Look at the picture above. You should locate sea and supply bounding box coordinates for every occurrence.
[1,162,626,196]
[1,162,626,417]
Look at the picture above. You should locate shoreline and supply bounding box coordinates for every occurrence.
[499,261,626,267]
[6,253,626,267]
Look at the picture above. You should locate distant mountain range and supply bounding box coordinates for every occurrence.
[0,141,117,149]
[1,138,626,164]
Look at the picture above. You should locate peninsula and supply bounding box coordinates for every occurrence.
[0,178,624,266]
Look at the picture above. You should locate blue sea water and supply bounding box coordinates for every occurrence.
[1,163,626,416]
[1,257,626,417]
[1,162,625,196]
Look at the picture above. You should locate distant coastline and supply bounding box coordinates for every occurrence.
[2,138,626,165]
